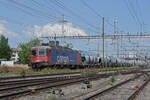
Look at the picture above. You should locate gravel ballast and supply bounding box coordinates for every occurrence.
[14,73,135,100]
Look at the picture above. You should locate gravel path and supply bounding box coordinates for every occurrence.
[94,74,145,100]
[14,74,135,100]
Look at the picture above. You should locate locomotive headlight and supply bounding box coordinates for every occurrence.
[36,57,39,60]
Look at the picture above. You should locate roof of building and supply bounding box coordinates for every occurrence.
[11,48,21,52]
[0,59,7,61]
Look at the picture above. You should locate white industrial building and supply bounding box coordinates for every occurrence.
[11,48,20,62]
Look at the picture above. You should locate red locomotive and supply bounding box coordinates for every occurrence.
[30,46,82,69]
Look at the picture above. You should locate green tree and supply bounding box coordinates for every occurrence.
[0,35,12,60]
[64,43,73,49]
[18,38,41,64]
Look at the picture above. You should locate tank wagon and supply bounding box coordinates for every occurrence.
[30,46,82,69]
[81,56,100,67]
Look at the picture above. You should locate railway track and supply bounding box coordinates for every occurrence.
[0,68,145,89]
[0,67,147,81]
[0,72,81,81]
[0,69,141,88]
[81,73,149,100]
[0,74,81,88]
[127,77,150,100]
[135,76,150,100]
[0,74,105,100]
[0,68,149,100]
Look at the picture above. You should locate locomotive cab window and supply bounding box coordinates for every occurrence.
[39,49,48,56]
[31,49,36,56]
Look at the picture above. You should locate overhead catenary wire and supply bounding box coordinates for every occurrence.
[80,0,103,18]
[48,0,100,32]
[0,16,34,28]
[0,16,39,41]
[80,0,123,59]
[2,0,101,34]
[31,0,63,18]
[55,0,100,30]
[4,0,60,23]
[43,0,101,34]
[26,0,101,34]
[0,16,37,47]
[31,0,96,33]
[80,0,123,33]
[0,1,44,22]
[124,0,142,26]
[0,0,100,35]
[136,0,144,24]
[127,0,142,25]
[135,0,145,34]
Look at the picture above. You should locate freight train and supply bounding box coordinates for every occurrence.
[30,46,133,70]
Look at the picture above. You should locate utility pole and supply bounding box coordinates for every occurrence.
[54,34,56,47]
[140,24,143,35]
[61,14,68,46]
[114,19,119,58]
[97,42,100,57]
[102,17,105,68]
[62,14,65,45]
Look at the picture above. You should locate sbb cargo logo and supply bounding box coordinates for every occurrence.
[57,56,69,63]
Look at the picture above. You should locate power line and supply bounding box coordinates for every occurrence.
[0,1,43,21]
[33,0,102,34]
[1,0,100,34]
[31,0,62,18]
[124,0,142,26]
[135,0,145,33]
[48,0,100,33]
[5,0,59,23]
[80,0,103,18]
[124,0,138,25]
[80,0,122,33]
[30,0,101,34]
[0,16,34,28]
[55,0,100,30]
[136,0,144,23]
[127,0,142,25]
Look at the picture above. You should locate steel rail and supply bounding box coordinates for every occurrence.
[0,68,147,88]
[0,69,138,88]
[0,69,147,99]
[83,74,142,100]
[0,67,145,81]
[0,75,103,99]
[0,72,80,80]
[127,78,150,100]
[0,75,80,87]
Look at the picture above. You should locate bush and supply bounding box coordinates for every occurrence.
[2,64,9,73]
[20,70,26,77]
[81,70,97,76]
[108,75,115,86]
[111,75,115,83]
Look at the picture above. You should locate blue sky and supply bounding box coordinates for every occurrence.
[0,0,149,57]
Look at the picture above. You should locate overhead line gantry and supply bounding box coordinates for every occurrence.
[40,34,150,40]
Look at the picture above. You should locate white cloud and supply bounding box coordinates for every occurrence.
[0,21,19,37]
[0,20,7,24]
[26,23,87,37]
